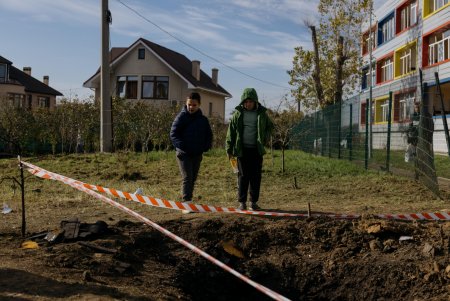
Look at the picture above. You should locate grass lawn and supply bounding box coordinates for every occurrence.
[1,149,448,222]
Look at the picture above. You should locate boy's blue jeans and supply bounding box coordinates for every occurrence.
[176,152,203,202]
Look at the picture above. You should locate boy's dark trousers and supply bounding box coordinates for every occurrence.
[237,147,263,204]
[176,152,202,202]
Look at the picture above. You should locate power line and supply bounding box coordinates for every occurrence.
[115,0,290,90]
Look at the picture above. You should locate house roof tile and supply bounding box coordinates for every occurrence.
[0,55,12,65]
[9,65,63,96]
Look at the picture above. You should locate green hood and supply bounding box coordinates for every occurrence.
[240,88,259,105]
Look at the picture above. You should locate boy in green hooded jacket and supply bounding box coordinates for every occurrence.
[226,88,273,210]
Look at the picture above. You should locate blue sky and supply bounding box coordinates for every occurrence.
[0,0,382,118]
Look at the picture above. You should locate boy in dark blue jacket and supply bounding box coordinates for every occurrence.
[170,92,212,211]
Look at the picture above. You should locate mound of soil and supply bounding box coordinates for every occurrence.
[1,214,449,300]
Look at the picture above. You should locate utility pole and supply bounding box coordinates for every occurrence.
[101,0,113,152]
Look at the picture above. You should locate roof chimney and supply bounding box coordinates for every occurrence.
[192,60,200,81]
[43,75,49,85]
[23,67,31,76]
[211,68,218,86]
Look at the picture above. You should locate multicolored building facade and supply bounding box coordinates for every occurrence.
[358,0,450,153]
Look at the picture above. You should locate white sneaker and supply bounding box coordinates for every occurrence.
[182,201,193,214]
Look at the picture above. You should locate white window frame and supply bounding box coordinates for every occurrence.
[410,1,417,25]
[400,48,412,75]
[398,92,415,122]
[428,30,450,65]
[365,63,376,87]
[363,30,376,54]
[432,0,449,12]
[381,58,393,82]
[382,17,394,43]
[401,6,410,31]
[381,100,390,122]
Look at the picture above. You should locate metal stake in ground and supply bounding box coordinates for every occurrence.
[17,156,26,237]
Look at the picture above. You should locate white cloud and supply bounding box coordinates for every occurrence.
[227,0,319,25]
[0,0,98,25]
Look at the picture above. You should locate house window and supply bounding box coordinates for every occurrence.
[361,64,376,90]
[424,0,449,16]
[117,76,138,99]
[208,102,213,117]
[362,29,376,55]
[27,95,32,109]
[380,57,393,82]
[397,92,415,122]
[381,101,390,122]
[375,97,390,123]
[378,13,395,45]
[432,0,449,11]
[400,49,412,75]
[410,1,417,25]
[8,93,25,108]
[399,1,417,32]
[0,64,6,83]
[428,30,450,65]
[38,96,50,108]
[138,48,145,60]
[142,76,169,99]
[395,41,417,77]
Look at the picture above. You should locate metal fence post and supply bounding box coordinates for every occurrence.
[349,104,353,161]
[386,91,393,172]
[365,99,369,170]
[338,101,342,159]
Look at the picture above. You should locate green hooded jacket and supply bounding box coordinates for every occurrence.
[226,88,274,157]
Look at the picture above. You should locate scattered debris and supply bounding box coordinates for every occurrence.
[221,240,244,258]
[399,236,413,242]
[26,218,110,245]
[2,203,12,214]
[422,243,435,258]
[78,241,117,254]
[44,229,64,243]
[21,241,39,249]
[367,224,381,234]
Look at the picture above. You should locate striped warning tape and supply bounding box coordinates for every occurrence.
[21,160,450,221]
[22,161,359,219]
[20,160,291,301]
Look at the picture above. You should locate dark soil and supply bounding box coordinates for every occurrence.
[1,213,449,301]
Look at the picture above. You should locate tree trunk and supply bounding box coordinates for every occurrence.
[335,36,345,105]
[310,26,325,106]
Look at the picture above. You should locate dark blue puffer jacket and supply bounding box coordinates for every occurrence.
[170,106,213,155]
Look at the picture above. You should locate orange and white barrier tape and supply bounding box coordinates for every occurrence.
[22,161,359,219]
[21,160,450,221]
[21,160,291,301]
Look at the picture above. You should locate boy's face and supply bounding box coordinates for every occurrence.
[243,99,256,111]
[186,99,200,114]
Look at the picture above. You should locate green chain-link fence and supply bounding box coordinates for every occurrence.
[290,91,440,197]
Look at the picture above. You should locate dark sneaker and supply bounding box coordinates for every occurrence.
[238,202,247,210]
[249,202,260,211]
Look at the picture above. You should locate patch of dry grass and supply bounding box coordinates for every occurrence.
[0,149,448,226]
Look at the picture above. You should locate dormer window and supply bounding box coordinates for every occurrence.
[138,48,145,60]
